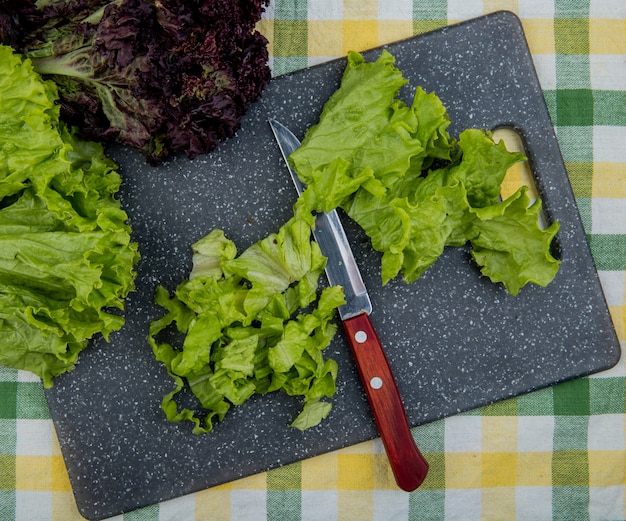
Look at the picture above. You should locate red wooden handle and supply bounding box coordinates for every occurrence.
[342,313,429,491]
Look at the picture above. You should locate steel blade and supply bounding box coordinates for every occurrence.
[269,119,371,319]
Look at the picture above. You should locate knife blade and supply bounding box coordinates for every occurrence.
[269,119,429,492]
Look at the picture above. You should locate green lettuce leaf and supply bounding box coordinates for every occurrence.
[290,400,333,431]
[0,45,139,387]
[470,187,560,295]
[290,50,560,293]
[148,213,345,433]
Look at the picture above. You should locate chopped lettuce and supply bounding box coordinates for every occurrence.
[290,50,560,293]
[148,211,345,433]
[0,45,139,386]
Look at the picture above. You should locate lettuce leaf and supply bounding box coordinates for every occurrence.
[290,50,560,294]
[0,45,139,387]
[148,211,345,433]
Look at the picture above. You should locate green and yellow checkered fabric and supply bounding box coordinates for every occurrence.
[1,1,624,520]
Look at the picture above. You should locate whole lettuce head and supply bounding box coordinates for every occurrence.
[3,0,271,164]
[0,44,139,386]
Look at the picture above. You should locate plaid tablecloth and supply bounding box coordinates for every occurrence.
[1,1,624,520]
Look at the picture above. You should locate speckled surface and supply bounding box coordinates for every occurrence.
[45,12,620,520]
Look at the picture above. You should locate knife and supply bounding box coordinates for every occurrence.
[269,119,429,492]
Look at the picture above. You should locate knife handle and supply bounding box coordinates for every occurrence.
[342,313,429,492]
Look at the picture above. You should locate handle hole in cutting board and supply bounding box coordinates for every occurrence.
[493,127,548,231]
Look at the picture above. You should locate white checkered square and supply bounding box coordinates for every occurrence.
[445,415,482,452]
[588,414,625,451]
[447,0,484,21]
[302,490,338,521]
[519,0,555,19]
[592,198,626,234]
[532,54,558,90]
[308,0,342,20]
[589,0,626,19]
[378,0,413,20]
[594,126,626,163]
[373,490,409,520]
[598,271,625,307]
[15,491,52,521]
[516,486,553,520]
[17,369,42,383]
[589,485,626,521]
[230,490,267,521]
[15,420,55,456]
[444,488,482,521]
[158,493,196,520]
[590,55,626,91]
[517,416,555,452]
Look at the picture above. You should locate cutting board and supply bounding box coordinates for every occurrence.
[45,11,620,520]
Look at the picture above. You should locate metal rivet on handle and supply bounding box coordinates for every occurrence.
[370,377,383,389]
[354,330,367,343]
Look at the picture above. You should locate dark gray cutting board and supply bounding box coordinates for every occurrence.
[45,11,620,520]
